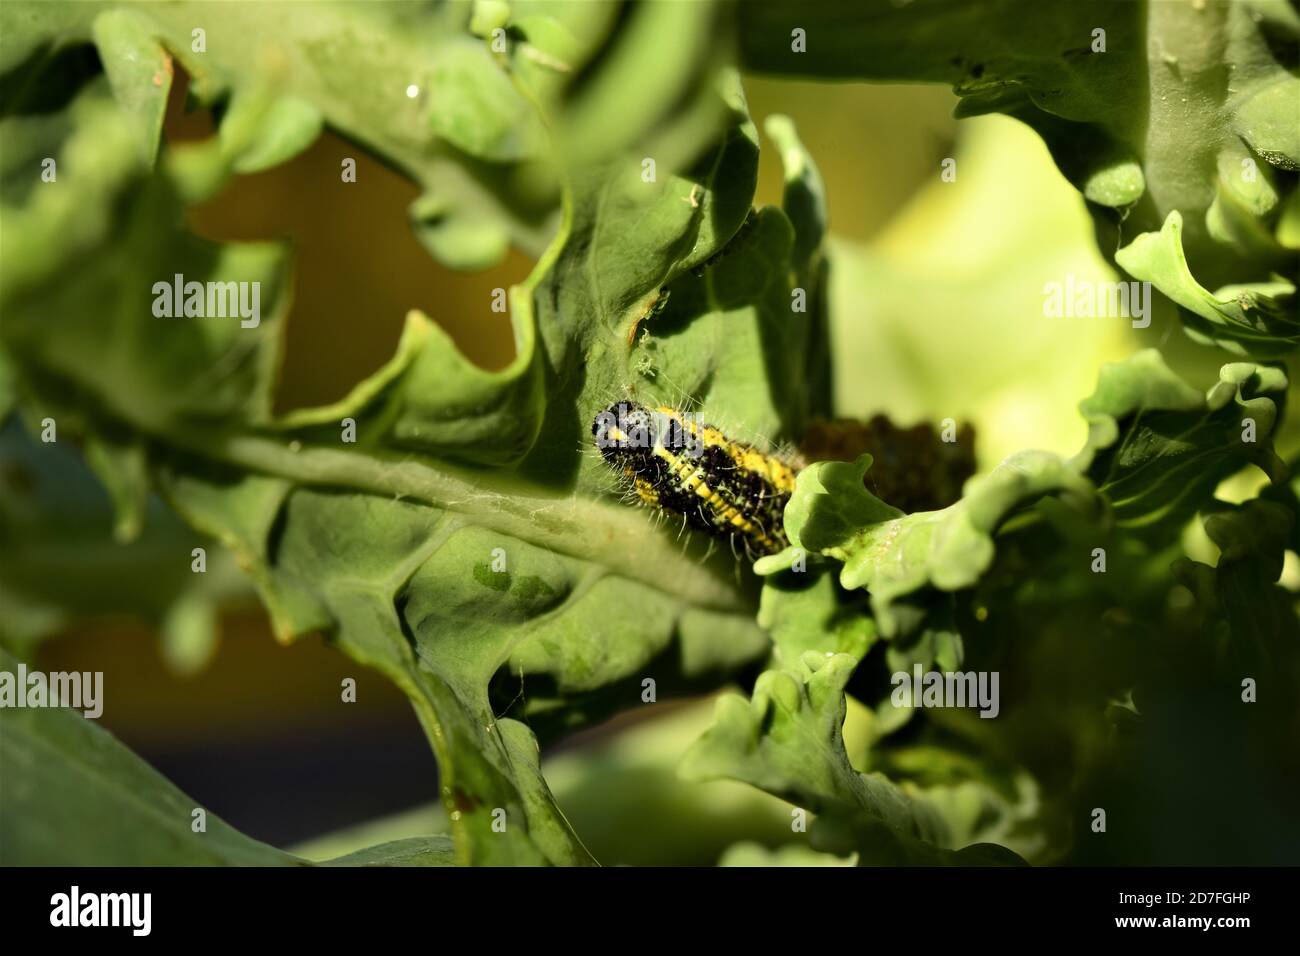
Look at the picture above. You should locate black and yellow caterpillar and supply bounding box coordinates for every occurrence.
[592,401,797,557]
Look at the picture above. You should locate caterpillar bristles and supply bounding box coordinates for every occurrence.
[591,398,798,561]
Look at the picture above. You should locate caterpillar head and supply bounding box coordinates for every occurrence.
[593,401,656,474]
[592,401,703,472]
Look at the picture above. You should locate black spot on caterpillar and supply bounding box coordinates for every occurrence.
[592,401,797,558]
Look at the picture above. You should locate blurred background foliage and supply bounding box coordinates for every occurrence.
[2,0,1297,866]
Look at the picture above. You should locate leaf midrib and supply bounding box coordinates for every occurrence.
[171,428,756,615]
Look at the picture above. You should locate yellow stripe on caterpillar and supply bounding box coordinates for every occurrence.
[592,401,795,558]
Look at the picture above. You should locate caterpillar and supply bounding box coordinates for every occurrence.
[592,401,797,558]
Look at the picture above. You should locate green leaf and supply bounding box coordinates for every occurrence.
[739,0,1150,220]
[90,8,173,165]
[219,88,324,175]
[0,419,250,662]
[760,353,1288,634]
[758,566,877,665]
[1115,213,1298,356]
[1277,187,1300,250]
[759,452,1098,637]
[1235,72,1300,172]
[0,86,292,433]
[681,653,942,837]
[736,0,1300,356]
[718,841,854,866]
[0,79,145,295]
[1,55,829,862]
[0,647,458,865]
[158,591,221,677]
[1073,348,1289,540]
[681,650,1024,864]
[82,436,149,544]
[292,698,802,867]
[0,648,301,865]
[763,114,826,273]
[1173,497,1300,659]
[320,836,456,867]
[0,0,738,270]
[736,350,1295,864]
[427,42,543,163]
[535,0,731,174]
[0,350,14,424]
